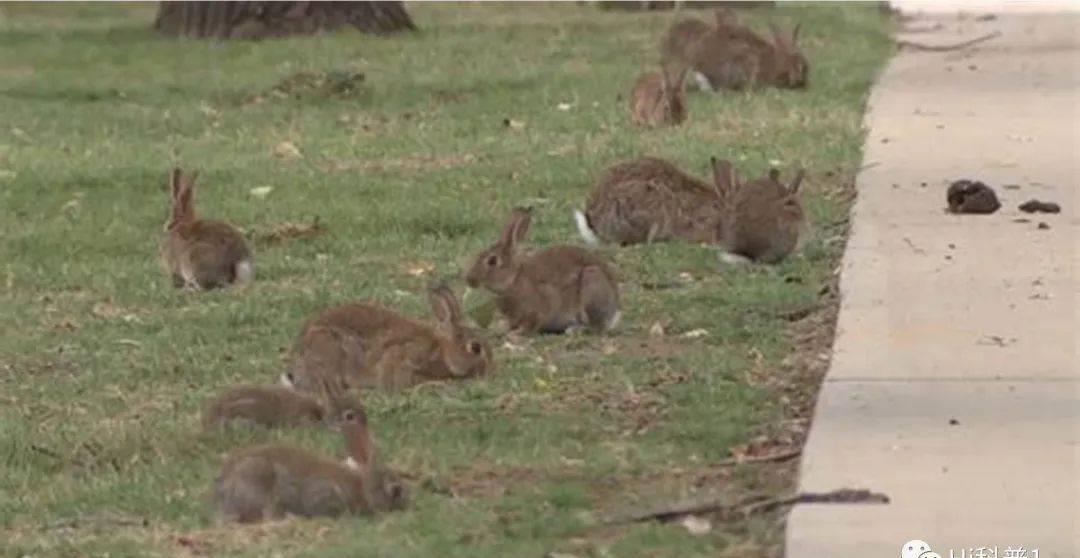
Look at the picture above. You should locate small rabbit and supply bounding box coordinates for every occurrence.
[289,285,492,391]
[201,377,364,431]
[466,207,620,335]
[628,61,689,127]
[660,9,740,68]
[713,158,806,264]
[574,157,725,247]
[685,21,808,90]
[213,407,406,523]
[159,168,253,290]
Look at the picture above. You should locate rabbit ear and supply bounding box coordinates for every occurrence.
[341,406,375,472]
[428,285,462,328]
[499,207,532,251]
[714,8,736,27]
[663,62,689,93]
[711,157,736,201]
[177,170,197,215]
[788,169,806,194]
[169,167,183,200]
[791,23,802,45]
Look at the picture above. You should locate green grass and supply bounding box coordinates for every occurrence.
[0,3,892,556]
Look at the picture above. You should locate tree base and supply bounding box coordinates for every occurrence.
[154,1,416,40]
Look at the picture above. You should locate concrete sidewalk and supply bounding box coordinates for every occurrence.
[786,6,1079,558]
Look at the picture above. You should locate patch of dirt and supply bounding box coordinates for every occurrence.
[245,70,368,105]
[323,153,479,174]
[255,217,326,245]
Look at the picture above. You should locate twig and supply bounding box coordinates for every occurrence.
[43,515,150,531]
[740,488,890,516]
[712,447,802,467]
[30,444,86,468]
[603,487,889,526]
[897,31,1002,52]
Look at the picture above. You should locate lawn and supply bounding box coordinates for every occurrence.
[0,3,892,557]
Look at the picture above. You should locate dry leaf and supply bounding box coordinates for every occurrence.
[404,261,435,277]
[648,321,667,338]
[273,141,302,160]
[250,186,273,198]
[556,102,573,111]
[681,329,709,339]
[258,217,324,244]
[92,300,122,319]
[680,515,712,535]
[503,118,525,130]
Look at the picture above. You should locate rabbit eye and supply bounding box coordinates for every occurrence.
[486,254,498,267]
[342,410,356,422]
[467,341,483,355]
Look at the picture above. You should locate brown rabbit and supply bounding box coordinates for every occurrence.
[213,407,406,523]
[288,285,492,391]
[160,168,253,290]
[686,21,808,90]
[466,208,620,335]
[713,158,806,264]
[201,377,364,431]
[628,61,689,127]
[660,9,740,67]
[574,157,725,247]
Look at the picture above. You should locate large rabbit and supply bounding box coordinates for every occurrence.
[628,61,689,127]
[713,158,806,264]
[159,168,253,290]
[660,9,740,68]
[574,157,725,247]
[213,407,406,523]
[466,208,620,335]
[288,285,492,392]
[684,20,808,90]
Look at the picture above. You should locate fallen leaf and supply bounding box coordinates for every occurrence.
[273,141,302,160]
[648,321,667,338]
[250,186,274,198]
[258,217,325,244]
[502,118,525,130]
[680,515,712,535]
[404,261,435,277]
[681,329,709,339]
[556,102,573,111]
[92,300,122,319]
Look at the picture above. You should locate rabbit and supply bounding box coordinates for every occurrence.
[574,157,725,247]
[713,158,806,264]
[685,21,808,91]
[213,407,406,523]
[159,167,253,290]
[660,8,740,68]
[466,207,620,335]
[201,376,364,431]
[288,285,492,391]
[628,61,689,127]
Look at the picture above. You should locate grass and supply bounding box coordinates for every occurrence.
[0,3,892,557]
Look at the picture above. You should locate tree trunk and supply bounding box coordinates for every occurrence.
[154,1,416,40]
